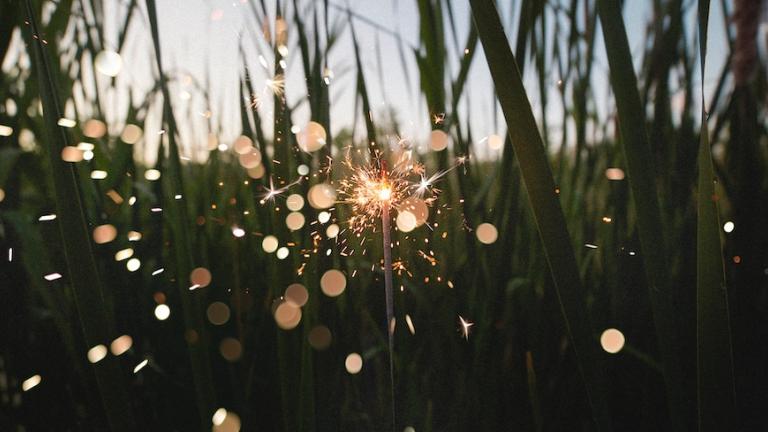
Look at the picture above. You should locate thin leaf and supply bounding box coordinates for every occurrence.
[23,1,135,429]
[696,1,736,429]
[468,1,611,430]
[596,0,691,428]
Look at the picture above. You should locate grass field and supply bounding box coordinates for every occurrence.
[0,0,766,430]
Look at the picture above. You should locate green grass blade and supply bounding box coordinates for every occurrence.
[145,1,217,427]
[696,1,736,429]
[596,0,691,428]
[23,1,135,429]
[468,2,611,430]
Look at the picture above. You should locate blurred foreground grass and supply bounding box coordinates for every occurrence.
[0,0,766,431]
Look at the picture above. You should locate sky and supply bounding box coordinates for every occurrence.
[13,0,736,163]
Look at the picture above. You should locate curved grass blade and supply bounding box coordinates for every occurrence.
[145,1,216,427]
[696,1,736,429]
[23,1,135,429]
[596,0,690,428]
[468,1,611,430]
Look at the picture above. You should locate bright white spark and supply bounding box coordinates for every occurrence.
[459,315,474,340]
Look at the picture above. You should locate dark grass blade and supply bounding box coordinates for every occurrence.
[468,1,611,430]
[145,1,216,427]
[696,1,736,429]
[596,0,691,428]
[23,1,135,429]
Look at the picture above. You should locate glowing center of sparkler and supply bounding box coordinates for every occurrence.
[377,185,392,201]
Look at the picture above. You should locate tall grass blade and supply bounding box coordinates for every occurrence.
[696,1,736,429]
[595,0,691,428]
[468,2,611,430]
[23,1,135,429]
[145,1,216,427]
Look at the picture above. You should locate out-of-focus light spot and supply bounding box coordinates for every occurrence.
[297,121,326,152]
[0,125,12,136]
[323,67,334,84]
[207,302,231,325]
[317,211,331,224]
[121,124,143,144]
[403,427,416,432]
[87,344,108,363]
[144,169,161,181]
[487,134,503,150]
[308,183,336,209]
[212,408,227,426]
[262,235,278,253]
[77,142,95,151]
[152,268,164,276]
[286,212,305,231]
[57,118,76,128]
[126,258,141,272]
[238,151,262,169]
[286,194,304,211]
[218,143,229,152]
[247,164,265,179]
[396,211,417,233]
[308,325,332,350]
[110,335,133,355]
[398,198,428,227]
[128,196,137,206]
[475,223,498,244]
[232,226,246,238]
[290,125,301,134]
[212,410,241,432]
[600,328,625,354]
[95,50,122,76]
[326,224,339,239]
[274,301,302,330]
[733,255,741,264]
[44,273,62,281]
[320,269,346,297]
[61,146,83,162]
[22,375,42,391]
[276,247,289,260]
[723,221,734,233]
[83,150,94,160]
[115,248,134,261]
[345,353,363,374]
[297,164,309,176]
[605,168,625,180]
[154,304,170,320]
[127,231,142,241]
[233,135,253,155]
[430,130,449,151]
[584,243,598,249]
[38,214,56,221]
[0,188,5,202]
[91,170,108,179]
[284,283,308,307]
[190,267,212,288]
[219,338,243,362]
[93,224,117,244]
[133,359,148,373]
[83,119,106,138]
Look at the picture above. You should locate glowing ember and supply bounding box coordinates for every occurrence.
[459,315,474,340]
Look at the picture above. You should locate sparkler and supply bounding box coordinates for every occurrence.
[335,145,468,430]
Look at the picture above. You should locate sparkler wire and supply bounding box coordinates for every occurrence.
[382,199,396,431]
[380,161,396,431]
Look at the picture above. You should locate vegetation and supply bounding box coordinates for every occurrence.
[0,0,765,431]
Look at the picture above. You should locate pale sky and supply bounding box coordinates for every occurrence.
[8,0,735,163]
